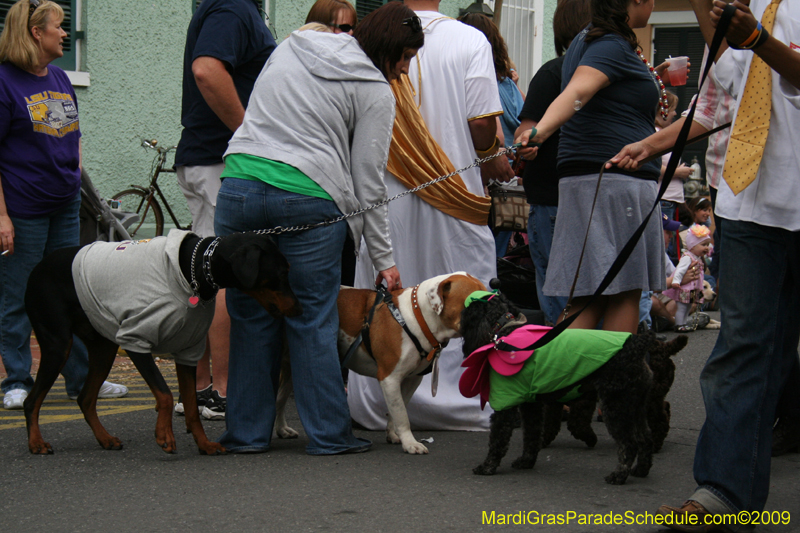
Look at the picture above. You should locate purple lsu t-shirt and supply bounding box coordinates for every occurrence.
[0,63,81,218]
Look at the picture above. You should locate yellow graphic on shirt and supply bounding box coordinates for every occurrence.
[25,90,79,138]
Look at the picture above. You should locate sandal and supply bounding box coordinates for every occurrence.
[675,324,696,333]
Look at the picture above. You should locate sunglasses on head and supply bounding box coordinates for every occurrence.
[331,23,355,33]
[28,0,41,25]
[403,15,422,33]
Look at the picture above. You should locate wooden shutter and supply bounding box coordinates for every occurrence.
[357,0,387,21]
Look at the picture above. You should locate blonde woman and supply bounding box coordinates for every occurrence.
[0,0,126,409]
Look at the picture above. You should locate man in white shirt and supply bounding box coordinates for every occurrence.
[349,0,513,432]
[609,0,800,524]
[660,0,800,526]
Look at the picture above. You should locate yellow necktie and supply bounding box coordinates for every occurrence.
[722,0,781,195]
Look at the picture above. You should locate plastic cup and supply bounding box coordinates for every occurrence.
[667,56,689,86]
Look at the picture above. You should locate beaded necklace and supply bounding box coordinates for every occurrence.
[635,48,669,120]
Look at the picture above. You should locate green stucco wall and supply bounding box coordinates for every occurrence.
[77,1,190,225]
[75,0,555,229]
[541,0,556,62]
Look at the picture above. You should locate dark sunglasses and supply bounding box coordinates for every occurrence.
[331,23,355,33]
[28,0,41,25]
[403,15,422,33]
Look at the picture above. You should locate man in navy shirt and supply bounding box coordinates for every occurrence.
[174,0,276,420]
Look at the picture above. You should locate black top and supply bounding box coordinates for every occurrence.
[176,0,276,167]
[557,29,660,180]
[518,56,564,206]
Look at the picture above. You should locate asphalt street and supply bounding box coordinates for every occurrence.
[1,313,798,532]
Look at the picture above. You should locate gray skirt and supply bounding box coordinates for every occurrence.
[542,173,666,297]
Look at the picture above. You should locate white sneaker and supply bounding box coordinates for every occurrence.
[3,388,28,410]
[69,381,128,400]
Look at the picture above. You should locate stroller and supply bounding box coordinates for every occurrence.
[78,169,138,245]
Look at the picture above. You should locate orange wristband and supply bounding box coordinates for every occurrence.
[739,26,760,48]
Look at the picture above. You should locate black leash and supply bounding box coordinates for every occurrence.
[496,4,736,354]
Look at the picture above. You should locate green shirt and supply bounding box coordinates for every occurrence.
[222,153,332,201]
[488,329,632,411]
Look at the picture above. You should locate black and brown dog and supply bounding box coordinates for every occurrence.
[23,230,300,456]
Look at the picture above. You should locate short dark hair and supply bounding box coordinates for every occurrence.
[354,2,424,80]
[553,0,591,56]
[458,13,512,81]
[585,0,639,50]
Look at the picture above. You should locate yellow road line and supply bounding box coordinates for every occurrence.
[0,375,187,431]
[0,404,159,430]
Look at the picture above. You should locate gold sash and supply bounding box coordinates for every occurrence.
[386,75,491,226]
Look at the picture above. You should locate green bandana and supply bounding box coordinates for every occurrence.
[465,290,496,308]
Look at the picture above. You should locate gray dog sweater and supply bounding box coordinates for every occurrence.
[72,230,215,366]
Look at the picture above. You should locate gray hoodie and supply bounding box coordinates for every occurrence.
[72,231,215,366]
[225,30,396,272]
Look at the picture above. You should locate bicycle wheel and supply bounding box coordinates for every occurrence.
[112,189,164,239]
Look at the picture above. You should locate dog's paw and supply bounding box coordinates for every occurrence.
[155,427,177,453]
[385,430,401,445]
[473,464,497,476]
[402,441,429,455]
[604,471,629,485]
[511,456,535,469]
[630,463,651,478]
[28,440,54,455]
[276,425,299,439]
[198,442,227,456]
[98,436,124,451]
[158,439,177,454]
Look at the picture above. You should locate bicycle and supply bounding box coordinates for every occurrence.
[112,139,191,239]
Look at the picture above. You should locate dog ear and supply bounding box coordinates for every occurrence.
[228,243,263,289]
[427,279,451,315]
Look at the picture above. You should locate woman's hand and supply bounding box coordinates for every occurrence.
[674,163,693,180]
[683,260,703,284]
[0,214,14,256]
[514,128,542,161]
[376,266,402,291]
[656,60,691,86]
[655,61,671,83]
[606,141,656,171]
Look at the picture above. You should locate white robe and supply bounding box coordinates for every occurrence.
[349,12,502,431]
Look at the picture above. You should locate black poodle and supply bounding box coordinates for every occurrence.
[461,292,685,484]
[540,333,687,454]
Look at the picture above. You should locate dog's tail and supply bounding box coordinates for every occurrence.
[662,335,689,357]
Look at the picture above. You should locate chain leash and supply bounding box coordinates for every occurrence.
[254,148,514,236]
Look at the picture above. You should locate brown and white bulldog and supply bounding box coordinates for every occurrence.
[274,272,486,454]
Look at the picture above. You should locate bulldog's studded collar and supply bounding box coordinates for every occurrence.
[411,285,446,362]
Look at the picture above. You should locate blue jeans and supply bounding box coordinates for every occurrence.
[692,218,800,513]
[1,194,89,396]
[214,178,370,454]
[494,230,512,257]
[639,291,653,328]
[661,200,679,264]
[527,204,567,325]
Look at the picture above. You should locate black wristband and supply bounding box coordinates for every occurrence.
[751,27,770,49]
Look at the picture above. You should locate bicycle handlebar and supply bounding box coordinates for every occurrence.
[141,138,177,154]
